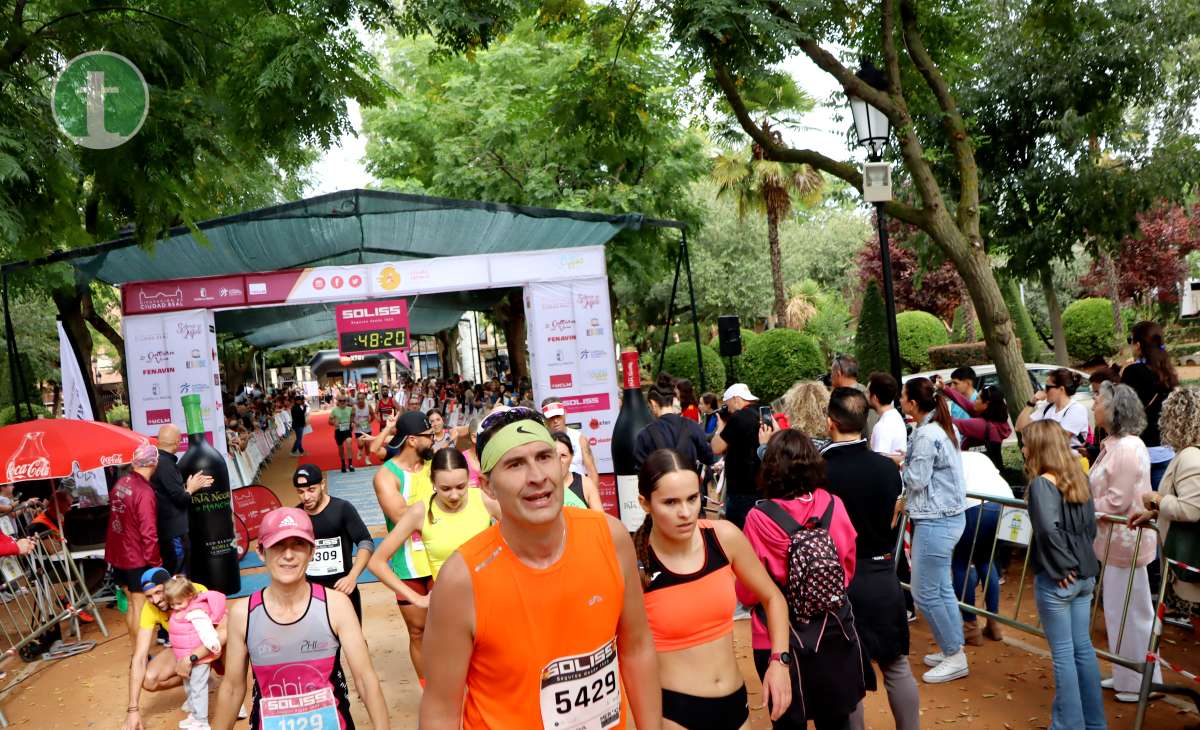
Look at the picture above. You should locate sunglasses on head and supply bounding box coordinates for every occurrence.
[479,406,540,433]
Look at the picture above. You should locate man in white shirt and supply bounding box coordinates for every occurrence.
[868,372,907,464]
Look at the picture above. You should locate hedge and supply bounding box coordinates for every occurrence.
[106,404,131,425]
[0,403,52,426]
[928,342,991,370]
[660,342,726,393]
[741,329,825,404]
[855,281,891,378]
[896,310,949,373]
[1001,278,1042,362]
[1062,297,1118,362]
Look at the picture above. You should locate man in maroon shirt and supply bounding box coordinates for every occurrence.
[106,443,163,643]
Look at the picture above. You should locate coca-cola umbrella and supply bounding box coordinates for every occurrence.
[0,419,155,483]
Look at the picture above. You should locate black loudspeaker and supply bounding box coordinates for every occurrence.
[717,315,742,357]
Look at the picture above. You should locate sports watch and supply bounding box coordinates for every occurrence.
[769,651,792,666]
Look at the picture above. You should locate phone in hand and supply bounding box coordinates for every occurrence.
[759,405,774,426]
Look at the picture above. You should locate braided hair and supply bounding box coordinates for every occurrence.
[632,449,695,588]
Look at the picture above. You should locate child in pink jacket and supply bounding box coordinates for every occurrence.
[164,575,226,730]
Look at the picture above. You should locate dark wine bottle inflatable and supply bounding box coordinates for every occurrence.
[611,348,653,531]
[178,394,240,594]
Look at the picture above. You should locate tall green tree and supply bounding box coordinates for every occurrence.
[0,1,393,408]
[361,20,707,374]
[709,73,823,323]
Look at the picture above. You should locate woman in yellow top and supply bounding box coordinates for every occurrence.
[369,448,500,581]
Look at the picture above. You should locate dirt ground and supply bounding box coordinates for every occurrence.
[3,441,1200,729]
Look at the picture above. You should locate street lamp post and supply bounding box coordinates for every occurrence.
[848,60,904,388]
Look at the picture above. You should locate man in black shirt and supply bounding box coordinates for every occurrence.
[150,424,212,576]
[820,388,919,730]
[289,395,308,455]
[711,383,762,528]
[634,382,714,472]
[293,464,375,620]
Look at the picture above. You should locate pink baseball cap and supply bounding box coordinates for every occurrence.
[259,507,315,548]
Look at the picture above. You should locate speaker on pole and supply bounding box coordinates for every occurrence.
[717,315,742,357]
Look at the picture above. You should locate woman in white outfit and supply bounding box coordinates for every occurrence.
[1089,382,1162,702]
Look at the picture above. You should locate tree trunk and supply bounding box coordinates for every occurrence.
[1099,248,1124,338]
[1040,266,1069,365]
[963,297,977,342]
[931,220,1033,422]
[767,206,787,325]
[500,291,529,384]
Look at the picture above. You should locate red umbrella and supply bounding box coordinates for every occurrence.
[0,419,155,483]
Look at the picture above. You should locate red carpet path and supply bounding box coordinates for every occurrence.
[296,409,379,473]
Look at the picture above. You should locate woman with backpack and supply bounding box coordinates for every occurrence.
[738,429,865,729]
[900,377,970,684]
[1016,369,1090,455]
[634,449,793,728]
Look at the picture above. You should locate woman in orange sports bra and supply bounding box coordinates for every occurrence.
[635,449,793,729]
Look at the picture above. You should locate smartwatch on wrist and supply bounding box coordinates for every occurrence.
[188,653,199,664]
[769,651,791,666]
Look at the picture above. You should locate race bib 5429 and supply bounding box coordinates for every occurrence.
[539,638,621,730]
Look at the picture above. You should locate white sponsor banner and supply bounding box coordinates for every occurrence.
[369,257,490,297]
[490,247,606,286]
[525,277,619,473]
[124,310,227,455]
[57,322,108,500]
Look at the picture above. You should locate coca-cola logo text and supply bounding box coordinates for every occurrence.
[6,457,50,481]
[99,453,125,467]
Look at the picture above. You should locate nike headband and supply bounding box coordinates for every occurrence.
[479,420,555,474]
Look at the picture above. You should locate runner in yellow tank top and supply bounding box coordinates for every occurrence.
[369,448,500,585]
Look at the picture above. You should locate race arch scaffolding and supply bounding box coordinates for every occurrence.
[1,189,701,520]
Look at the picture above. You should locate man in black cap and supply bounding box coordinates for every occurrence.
[293,464,374,621]
[369,410,436,681]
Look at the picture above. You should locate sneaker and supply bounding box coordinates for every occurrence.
[923,651,969,683]
[178,714,200,728]
[238,705,248,720]
[1116,691,1163,703]
[180,700,191,714]
[907,610,917,623]
[923,651,946,667]
[349,465,355,472]
[1101,677,1115,690]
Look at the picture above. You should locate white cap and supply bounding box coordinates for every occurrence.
[541,402,566,419]
[722,383,758,402]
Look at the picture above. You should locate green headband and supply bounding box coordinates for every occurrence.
[480,420,555,474]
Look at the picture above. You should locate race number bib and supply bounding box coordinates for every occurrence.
[539,638,621,730]
[258,687,339,730]
[306,537,344,577]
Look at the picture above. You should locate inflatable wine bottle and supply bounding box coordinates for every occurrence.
[178,394,240,594]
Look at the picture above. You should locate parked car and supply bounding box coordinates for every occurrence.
[904,363,1095,441]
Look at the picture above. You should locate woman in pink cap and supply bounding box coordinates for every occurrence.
[212,508,390,730]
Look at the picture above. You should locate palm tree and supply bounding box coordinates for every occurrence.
[711,75,824,325]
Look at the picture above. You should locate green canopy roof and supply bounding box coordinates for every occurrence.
[29,189,678,346]
[70,189,657,284]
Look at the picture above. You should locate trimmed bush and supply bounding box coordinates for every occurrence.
[896,310,949,373]
[928,342,991,370]
[1062,297,1118,362]
[855,281,890,377]
[0,403,51,426]
[106,404,131,425]
[1001,279,1043,362]
[660,342,726,393]
[741,329,824,404]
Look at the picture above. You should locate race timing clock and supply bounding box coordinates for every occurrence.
[339,327,408,354]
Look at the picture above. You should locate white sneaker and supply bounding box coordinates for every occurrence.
[923,651,946,667]
[923,651,969,683]
[1101,677,1115,690]
[180,700,191,714]
[179,715,201,729]
[238,705,248,719]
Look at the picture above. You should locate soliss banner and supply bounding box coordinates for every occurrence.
[335,298,410,357]
[123,309,228,455]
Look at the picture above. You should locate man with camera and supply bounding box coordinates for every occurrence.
[711,383,763,528]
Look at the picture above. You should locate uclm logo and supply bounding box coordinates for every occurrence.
[342,305,403,318]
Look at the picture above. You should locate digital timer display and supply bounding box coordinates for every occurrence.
[339,328,408,354]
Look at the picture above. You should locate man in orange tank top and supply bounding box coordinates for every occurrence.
[419,407,662,730]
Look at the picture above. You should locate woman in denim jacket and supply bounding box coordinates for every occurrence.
[900,377,969,684]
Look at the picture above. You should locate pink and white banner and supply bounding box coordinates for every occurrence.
[524,277,620,475]
[123,310,227,455]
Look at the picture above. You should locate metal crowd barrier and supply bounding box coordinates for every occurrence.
[0,529,108,727]
[895,489,1184,730]
[228,412,290,489]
